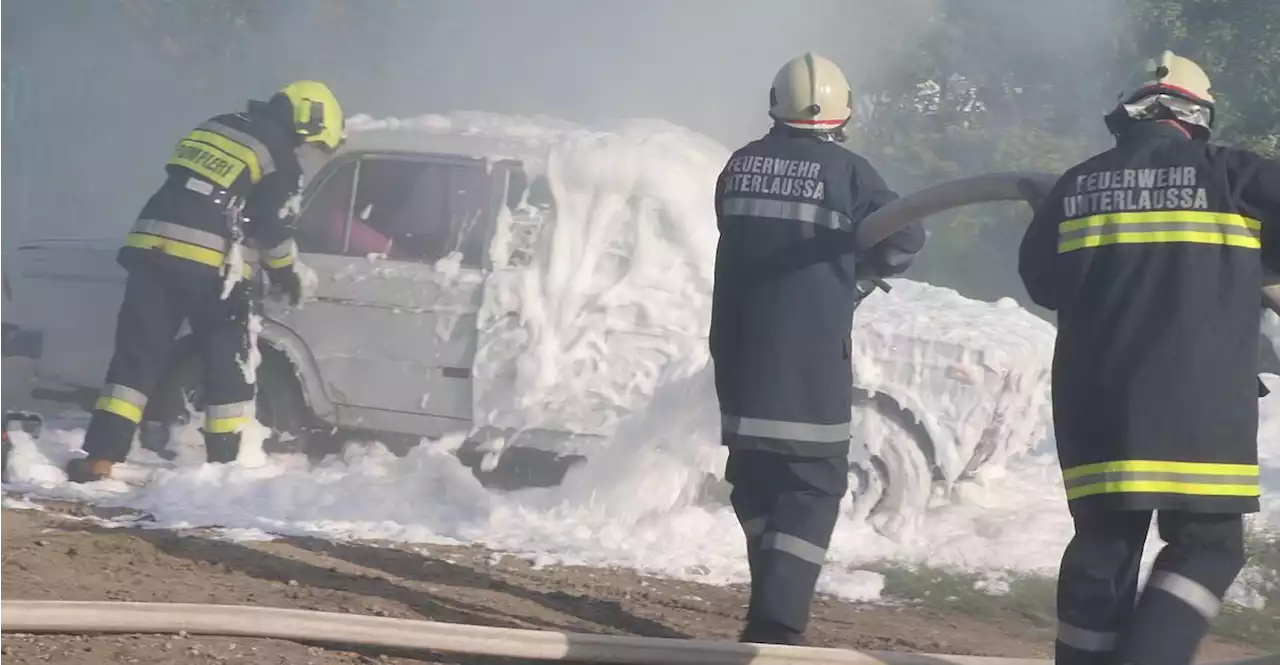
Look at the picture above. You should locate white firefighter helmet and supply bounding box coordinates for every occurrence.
[1111,50,1216,132]
[769,52,854,132]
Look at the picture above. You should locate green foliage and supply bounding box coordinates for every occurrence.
[850,0,1280,310]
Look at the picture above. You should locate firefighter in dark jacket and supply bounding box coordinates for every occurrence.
[710,52,926,645]
[1018,51,1280,665]
[65,80,346,483]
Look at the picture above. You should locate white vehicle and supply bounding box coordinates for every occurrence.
[9,128,569,482]
[7,116,1080,516]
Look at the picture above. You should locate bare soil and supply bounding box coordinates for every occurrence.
[1,500,1265,664]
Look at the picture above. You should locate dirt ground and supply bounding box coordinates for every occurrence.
[1,500,1266,665]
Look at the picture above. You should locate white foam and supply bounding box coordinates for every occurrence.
[4,112,1277,610]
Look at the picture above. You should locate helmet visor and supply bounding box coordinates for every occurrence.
[1121,93,1214,130]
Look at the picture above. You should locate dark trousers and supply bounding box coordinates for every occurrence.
[725,449,849,637]
[1055,506,1246,665]
[82,261,256,464]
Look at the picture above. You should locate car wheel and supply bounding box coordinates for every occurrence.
[849,389,942,530]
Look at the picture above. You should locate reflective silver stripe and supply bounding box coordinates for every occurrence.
[133,219,230,252]
[741,517,767,538]
[1148,571,1221,619]
[720,196,852,231]
[1062,471,1261,491]
[721,414,850,444]
[101,383,148,409]
[722,435,849,458]
[199,121,276,176]
[760,532,826,565]
[206,401,254,419]
[1056,621,1117,652]
[264,238,297,261]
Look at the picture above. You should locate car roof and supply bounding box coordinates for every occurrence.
[337,127,548,167]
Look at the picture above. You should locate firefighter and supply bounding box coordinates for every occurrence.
[1018,51,1280,665]
[710,52,926,645]
[64,80,346,483]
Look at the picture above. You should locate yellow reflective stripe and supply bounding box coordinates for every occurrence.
[205,401,253,434]
[264,239,297,269]
[205,416,249,434]
[132,219,229,251]
[94,383,149,423]
[197,121,275,176]
[126,232,224,268]
[205,415,250,434]
[186,129,263,183]
[1066,481,1260,500]
[124,233,253,277]
[1063,460,1260,501]
[95,397,143,423]
[1058,211,1262,253]
[1061,232,1260,253]
[167,139,247,188]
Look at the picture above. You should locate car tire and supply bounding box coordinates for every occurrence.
[849,389,944,527]
[146,341,323,459]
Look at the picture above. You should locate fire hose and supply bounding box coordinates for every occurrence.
[3,600,1276,664]
[853,171,1280,316]
[855,171,1280,396]
[4,175,1277,665]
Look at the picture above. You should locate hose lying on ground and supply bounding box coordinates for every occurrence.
[4,601,1275,665]
[0,600,1040,665]
[6,177,1277,665]
[853,171,1280,316]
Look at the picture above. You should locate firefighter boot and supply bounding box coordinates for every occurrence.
[65,458,116,483]
[738,619,806,646]
[203,431,240,464]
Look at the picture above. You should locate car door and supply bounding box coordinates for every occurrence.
[278,152,500,434]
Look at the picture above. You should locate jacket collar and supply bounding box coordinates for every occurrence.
[1117,120,1195,145]
[247,96,297,135]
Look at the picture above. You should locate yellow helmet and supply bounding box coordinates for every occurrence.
[769,52,854,132]
[279,80,345,152]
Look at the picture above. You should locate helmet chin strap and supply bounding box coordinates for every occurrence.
[1155,119,1193,138]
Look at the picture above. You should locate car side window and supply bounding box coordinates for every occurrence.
[294,160,357,255]
[496,163,556,269]
[345,157,494,268]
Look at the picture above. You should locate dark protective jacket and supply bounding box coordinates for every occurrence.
[119,96,304,281]
[710,126,926,458]
[1018,121,1280,514]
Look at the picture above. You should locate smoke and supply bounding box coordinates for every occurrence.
[2,0,1130,253]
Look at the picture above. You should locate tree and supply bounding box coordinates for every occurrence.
[847,0,1280,313]
[1124,0,1280,157]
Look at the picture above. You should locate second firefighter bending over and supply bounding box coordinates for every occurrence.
[710,52,926,646]
[65,80,347,483]
[1019,51,1280,665]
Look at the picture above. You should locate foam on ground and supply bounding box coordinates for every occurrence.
[4,112,1278,608]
